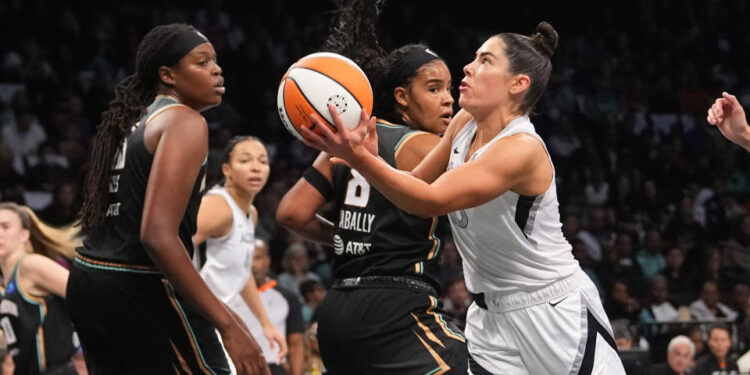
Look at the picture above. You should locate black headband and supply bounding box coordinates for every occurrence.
[389,47,441,88]
[162,29,209,67]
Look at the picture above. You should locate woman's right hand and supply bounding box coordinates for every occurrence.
[707,92,750,151]
[301,105,377,167]
[220,322,270,375]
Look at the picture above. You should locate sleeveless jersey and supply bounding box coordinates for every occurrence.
[199,186,255,303]
[0,257,78,374]
[329,121,448,291]
[79,96,206,266]
[447,116,578,294]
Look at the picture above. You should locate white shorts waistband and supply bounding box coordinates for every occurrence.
[478,268,588,313]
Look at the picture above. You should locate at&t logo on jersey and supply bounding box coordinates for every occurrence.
[333,235,345,255]
[332,234,372,256]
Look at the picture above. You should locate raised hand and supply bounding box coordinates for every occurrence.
[707,92,750,151]
[300,104,377,166]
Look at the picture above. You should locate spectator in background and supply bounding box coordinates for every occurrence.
[699,248,732,295]
[0,144,23,192]
[612,319,636,351]
[584,167,609,207]
[251,238,305,375]
[635,228,666,277]
[649,335,694,375]
[2,106,46,175]
[661,246,697,307]
[693,324,739,374]
[688,326,707,360]
[562,213,602,262]
[439,237,463,289]
[636,179,666,227]
[609,174,638,224]
[606,280,641,325]
[547,114,581,162]
[640,275,679,323]
[24,141,71,191]
[571,238,605,297]
[639,275,679,361]
[278,243,321,302]
[664,197,704,258]
[442,276,470,331]
[585,205,617,254]
[303,321,325,375]
[299,279,325,328]
[690,280,738,321]
[731,283,750,353]
[612,231,645,293]
[38,180,80,227]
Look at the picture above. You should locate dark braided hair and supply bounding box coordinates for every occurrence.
[80,24,202,236]
[322,0,387,82]
[322,0,445,125]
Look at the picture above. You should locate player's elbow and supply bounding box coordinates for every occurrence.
[140,224,171,254]
[276,200,307,231]
[406,196,444,218]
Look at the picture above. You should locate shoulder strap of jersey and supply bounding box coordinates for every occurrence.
[376,120,422,168]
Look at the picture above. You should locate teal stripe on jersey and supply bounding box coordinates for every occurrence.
[74,257,161,274]
[166,282,218,375]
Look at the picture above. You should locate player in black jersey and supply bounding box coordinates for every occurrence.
[68,24,268,375]
[277,1,468,373]
[0,202,79,375]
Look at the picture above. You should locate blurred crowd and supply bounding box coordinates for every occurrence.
[2,0,750,372]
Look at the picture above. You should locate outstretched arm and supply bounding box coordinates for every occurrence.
[301,107,547,218]
[707,92,750,152]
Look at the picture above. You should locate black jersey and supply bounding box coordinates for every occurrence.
[328,121,448,291]
[0,257,78,374]
[79,96,206,267]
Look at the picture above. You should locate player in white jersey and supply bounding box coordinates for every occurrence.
[301,21,625,375]
[194,136,287,367]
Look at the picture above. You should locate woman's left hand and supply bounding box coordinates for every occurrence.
[264,324,288,362]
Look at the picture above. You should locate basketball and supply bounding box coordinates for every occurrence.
[277,52,373,141]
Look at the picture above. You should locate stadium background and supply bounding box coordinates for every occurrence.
[2,0,750,369]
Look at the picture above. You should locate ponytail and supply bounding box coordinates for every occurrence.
[0,203,79,260]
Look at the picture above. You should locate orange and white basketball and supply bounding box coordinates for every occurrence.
[277,52,373,141]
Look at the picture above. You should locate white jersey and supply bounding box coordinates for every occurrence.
[447,115,578,295]
[199,186,255,304]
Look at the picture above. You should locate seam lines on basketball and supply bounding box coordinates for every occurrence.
[279,79,299,135]
[287,76,337,131]
[295,66,367,113]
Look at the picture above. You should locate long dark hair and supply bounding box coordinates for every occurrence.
[80,24,201,235]
[322,0,445,125]
[496,21,558,114]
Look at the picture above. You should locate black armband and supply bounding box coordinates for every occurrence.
[303,166,333,200]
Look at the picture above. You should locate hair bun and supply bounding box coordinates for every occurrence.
[531,21,558,58]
